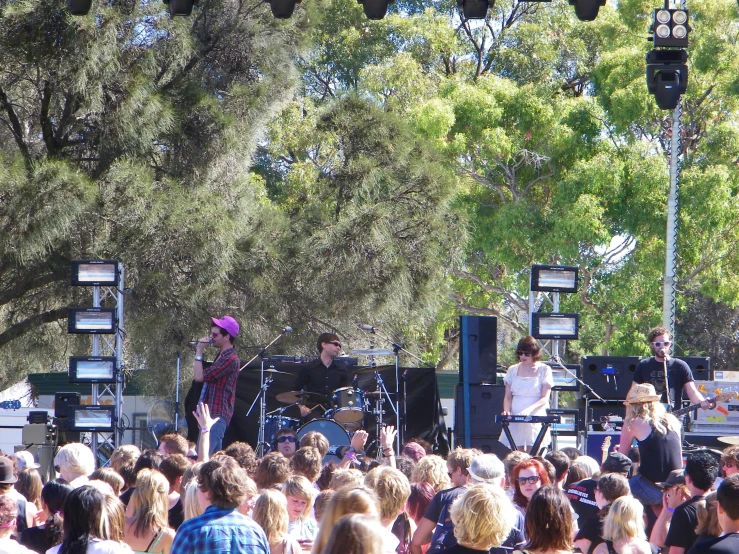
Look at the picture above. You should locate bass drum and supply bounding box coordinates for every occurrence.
[297,418,350,465]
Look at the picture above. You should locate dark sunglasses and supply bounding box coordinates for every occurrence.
[516,351,533,357]
[517,476,541,485]
[277,436,296,443]
[327,341,342,347]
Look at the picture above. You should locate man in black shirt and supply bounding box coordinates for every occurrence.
[295,333,349,419]
[633,326,710,412]
[688,474,739,554]
[659,452,720,554]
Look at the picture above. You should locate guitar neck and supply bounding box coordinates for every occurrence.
[673,400,703,417]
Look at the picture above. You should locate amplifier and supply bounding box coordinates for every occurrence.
[693,381,739,426]
[22,424,57,446]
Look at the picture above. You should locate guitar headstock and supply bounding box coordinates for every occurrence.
[714,388,739,403]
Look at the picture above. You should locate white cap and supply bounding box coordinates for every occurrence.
[14,451,40,470]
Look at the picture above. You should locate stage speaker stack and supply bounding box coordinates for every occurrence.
[677,356,712,381]
[54,392,81,445]
[581,356,640,401]
[456,316,510,458]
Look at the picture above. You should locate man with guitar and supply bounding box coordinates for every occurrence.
[633,326,711,413]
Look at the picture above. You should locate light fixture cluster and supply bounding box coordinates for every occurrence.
[646,4,690,110]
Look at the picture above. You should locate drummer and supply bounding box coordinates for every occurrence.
[295,333,350,420]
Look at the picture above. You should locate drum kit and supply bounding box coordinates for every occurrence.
[256,352,400,459]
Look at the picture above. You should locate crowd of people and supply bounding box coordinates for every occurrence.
[0,410,736,554]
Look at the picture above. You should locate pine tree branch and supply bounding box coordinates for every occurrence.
[0,308,68,348]
[0,84,32,172]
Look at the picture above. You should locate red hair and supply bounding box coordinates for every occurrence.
[512,458,551,510]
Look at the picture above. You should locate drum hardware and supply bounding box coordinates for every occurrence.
[351,349,395,357]
[261,414,300,447]
[244,326,293,458]
[250,368,291,376]
[276,390,329,407]
[353,365,396,375]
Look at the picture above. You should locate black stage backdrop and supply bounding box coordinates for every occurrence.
[185,364,449,455]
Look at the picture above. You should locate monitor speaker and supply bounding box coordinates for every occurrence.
[459,316,497,385]
[677,357,712,381]
[54,393,81,418]
[455,384,504,439]
[581,356,641,400]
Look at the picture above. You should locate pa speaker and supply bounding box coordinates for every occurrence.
[459,315,497,384]
[455,384,504,439]
[581,356,641,400]
[54,393,80,418]
[677,357,712,381]
[454,435,511,459]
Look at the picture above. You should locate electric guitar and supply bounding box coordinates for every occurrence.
[601,435,612,464]
[0,400,21,410]
[672,389,739,418]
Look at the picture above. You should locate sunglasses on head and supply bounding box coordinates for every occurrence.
[652,341,672,347]
[517,475,541,485]
[277,436,296,443]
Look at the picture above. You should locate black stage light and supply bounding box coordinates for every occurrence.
[457,0,494,19]
[646,48,688,110]
[568,0,606,21]
[357,0,394,20]
[66,0,92,15]
[169,0,195,16]
[269,0,301,18]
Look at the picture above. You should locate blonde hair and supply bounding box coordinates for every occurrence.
[183,479,203,521]
[411,455,451,493]
[695,491,722,538]
[252,489,289,545]
[128,469,170,538]
[329,468,364,490]
[364,467,411,522]
[625,400,674,437]
[110,444,141,472]
[450,484,515,550]
[54,443,95,477]
[602,496,646,542]
[90,468,125,496]
[320,514,384,554]
[311,487,379,554]
[104,494,126,542]
[282,475,315,520]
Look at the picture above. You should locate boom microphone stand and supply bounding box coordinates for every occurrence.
[245,327,293,456]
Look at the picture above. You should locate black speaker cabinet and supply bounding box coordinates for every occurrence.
[459,315,497,384]
[453,435,511,459]
[677,357,712,381]
[54,393,81,418]
[581,356,641,400]
[455,384,504,439]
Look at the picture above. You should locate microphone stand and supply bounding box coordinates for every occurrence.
[358,327,434,455]
[174,352,181,433]
[245,328,292,456]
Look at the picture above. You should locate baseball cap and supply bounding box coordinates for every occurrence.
[211,315,240,337]
[467,454,504,484]
[656,469,685,489]
[601,452,632,475]
[14,451,40,470]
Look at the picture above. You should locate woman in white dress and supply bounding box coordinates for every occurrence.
[501,336,553,452]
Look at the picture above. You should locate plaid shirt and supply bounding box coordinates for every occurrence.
[200,347,240,424]
[171,505,269,554]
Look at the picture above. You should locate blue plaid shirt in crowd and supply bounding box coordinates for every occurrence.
[171,505,270,554]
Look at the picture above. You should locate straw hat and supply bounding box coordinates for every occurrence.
[623,382,661,405]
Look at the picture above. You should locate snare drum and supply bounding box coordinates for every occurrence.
[332,387,365,423]
[263,415,299,444]
[297,418,350,464]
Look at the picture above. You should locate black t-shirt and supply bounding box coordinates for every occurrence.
[575,515,603,553]
[687,532,739,554]
[665,495,704,550]
[566,478,599,521]
[19,525,51,554]
[295,359,348,399]
[636,426,683,484]
[634,357,693,410]
[168,498,184,531]
[425,486,467,552]
[119,486,135,507]
[492,509,526,554]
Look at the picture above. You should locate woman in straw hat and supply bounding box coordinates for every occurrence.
[618,383,682,513]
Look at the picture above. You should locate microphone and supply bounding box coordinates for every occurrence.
[282,326,293,334]
[188,339,213,347]
[358,324,379,332]
[659,348,669,360]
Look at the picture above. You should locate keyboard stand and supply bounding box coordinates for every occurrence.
[499,420,554,456]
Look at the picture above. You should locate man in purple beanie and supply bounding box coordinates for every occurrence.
[194,315,241,454]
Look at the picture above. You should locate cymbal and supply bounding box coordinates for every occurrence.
[275,390,328,406]
[258,368,291,375]
[718,436,739,445]
[364,391,396,398]
[351,349,394,356]
[354,365,396,375]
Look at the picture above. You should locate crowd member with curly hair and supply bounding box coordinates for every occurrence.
[411,455,451,494]
[123,469,175,554]
[252,489,303,554]
[254,452,291,491]
[290,447,322,485]
[20,480,73,554]
[512,458,551,513]
[171,456,269,553]
[445,484,516,554]
[223,442,258,478]
[0,495,35,553]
